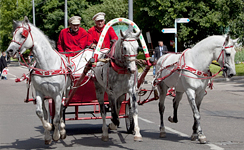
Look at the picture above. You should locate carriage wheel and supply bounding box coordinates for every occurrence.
[125,103,134,133]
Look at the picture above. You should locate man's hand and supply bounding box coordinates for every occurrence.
[90,43,96,49]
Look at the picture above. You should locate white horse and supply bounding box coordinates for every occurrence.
[155,35,237,143]
[93,29,142,141]
[6,16,72,144]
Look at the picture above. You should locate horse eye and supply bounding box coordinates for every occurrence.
[226,53,231,57]
[21,33,25,38]
[124,47,126,51]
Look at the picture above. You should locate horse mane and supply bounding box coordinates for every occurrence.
[13,20,56,49]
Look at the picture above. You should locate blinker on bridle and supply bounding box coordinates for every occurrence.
[11,23,34,52]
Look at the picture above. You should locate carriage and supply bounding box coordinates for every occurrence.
[8,17,157,144]
[7,16,237,145]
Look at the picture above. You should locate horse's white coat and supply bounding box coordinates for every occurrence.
[6,17,72,144]
[93,29,143,141]
[156,35,237,144]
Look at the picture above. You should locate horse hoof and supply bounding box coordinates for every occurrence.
[108,123,117,130]
[60,130,66,139]
[101,135,109,142]
[45,139,52,145]
[60,133,66,139]
[191,133,198,141]
[134,136,143,142]
[53,134,60,142]
[60,134,66,140]
[168,116,177,123]
[160,132,166,138]
[198,135,207,144]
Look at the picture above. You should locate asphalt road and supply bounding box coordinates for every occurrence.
[0,63,244,150]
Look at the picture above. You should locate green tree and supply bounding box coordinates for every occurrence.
[0,0,32,51]
[34,0,88,42]
[82,0,128,30]
[134,0,244,49]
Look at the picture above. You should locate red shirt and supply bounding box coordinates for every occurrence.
[57,27,88,57]
[87,26,118,49]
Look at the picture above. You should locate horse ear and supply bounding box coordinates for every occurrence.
[232,38,239,44]
[24,16,29,24]
[135,30,142,39]
[13,20,17,25]
[224,34,230,46]
[120,30,125,38]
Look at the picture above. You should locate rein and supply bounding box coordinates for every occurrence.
[154,44,233,86]
[13,23,72,78]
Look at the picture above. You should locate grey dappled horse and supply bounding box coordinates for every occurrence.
[93,29,142,141]
[155,35,237,143]
[6,16,71,144]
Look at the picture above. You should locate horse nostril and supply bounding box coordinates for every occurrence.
[9,49,13,53]
[128,68,132,73]
[128,68,135,74]
[228,74,234,78]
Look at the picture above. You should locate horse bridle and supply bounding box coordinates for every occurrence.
[217,44,234,71]
[11,23,34,53]
[120,39,138,58]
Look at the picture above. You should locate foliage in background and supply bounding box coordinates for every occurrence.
[235,47,244,63]
[1,0,244,52]
[82,0,128,30]
[0,0,32,51]
[24,0,89,44]
[0,0,127,51]
[133,0,244,48]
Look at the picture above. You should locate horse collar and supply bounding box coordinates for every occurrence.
[109,59,130,74]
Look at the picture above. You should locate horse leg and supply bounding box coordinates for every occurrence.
[109,94,125,130]
[168,91,184,123]
[60,104,66,139]
[191,91,206,144]
[94,81,108,141]
[52,94,62,141]
[35,92,52,144]
[157,81,168,138]
[185,89,206,144]
[129,90,142,141]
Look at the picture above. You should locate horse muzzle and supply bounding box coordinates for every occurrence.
[127,61,137,74]
[223,66,236,78]
[128,67,136,74]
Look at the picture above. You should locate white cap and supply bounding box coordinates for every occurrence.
[92,12,105,21]
[69,16,81,25]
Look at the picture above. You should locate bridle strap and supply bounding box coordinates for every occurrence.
[120,38,138,58]
[11,23,34,52]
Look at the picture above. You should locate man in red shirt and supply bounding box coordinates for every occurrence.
[57,16,88,57]
[87,12,118,49]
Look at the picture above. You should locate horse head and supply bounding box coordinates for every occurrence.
[217,35,237,78]
[6,16,33,57]
[117,29,141,73]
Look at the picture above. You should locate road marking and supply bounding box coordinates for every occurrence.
[206,143,224,150]
[8,72,17,78]
[165,126,189,137]
[138,117,154,123]
[138,116,225,150]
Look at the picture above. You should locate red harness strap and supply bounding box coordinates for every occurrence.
[154,49,211,85]
[183,66,209,77]
[110,60,129,74]
[33,69,68,76]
